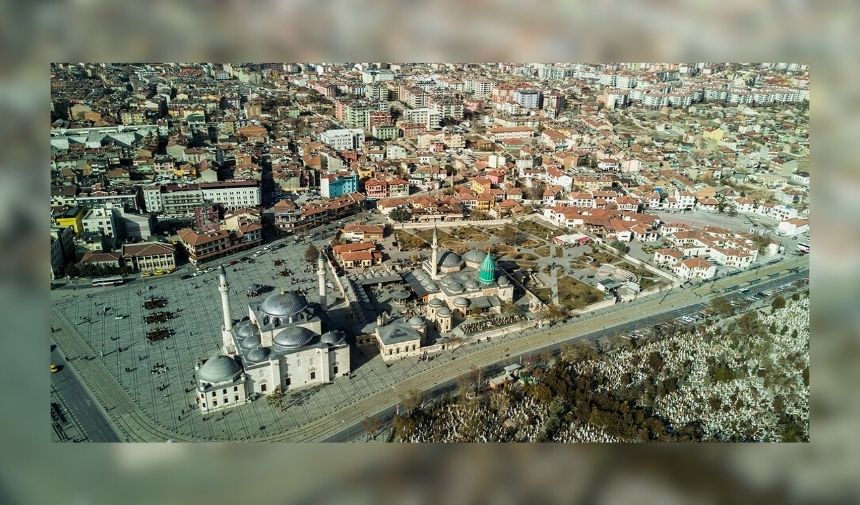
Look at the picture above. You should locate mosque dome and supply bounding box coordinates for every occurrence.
[424,281,439,291]
[408,315,425,328]
[240,334,261,350]
[273,325,315,348]
[498,276,510,287]
[260,290,308,318]
[429,298,444,307]
[235,320,259,339]
[440,251,462,268]
[464,280,479,290]
[437,306,453,317]
[463,250,485,266]
[320,330,346,346]
[478,251,496,285]
[447,282,464,294]
[246,347,270,362]
[198,355,242,384]
[454,297,469,307]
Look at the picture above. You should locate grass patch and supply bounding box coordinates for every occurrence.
[531,287,553,305]
[557,276,604,311]
[520,220,555,238]
[394,230,428,251]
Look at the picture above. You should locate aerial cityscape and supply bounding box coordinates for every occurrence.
[50,62,809,443]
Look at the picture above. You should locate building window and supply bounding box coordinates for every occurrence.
[213,400,217,406]
[310,371,316,380]
[222,388,227,394]
[260,383,267,392]
[234,386,238,392]
[211,391,216,397]
[333,366,338,374]
[285,377,291,386]
[235,395,239,401]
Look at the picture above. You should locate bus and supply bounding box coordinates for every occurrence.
[91,276,125,287]
[797,243,810,254]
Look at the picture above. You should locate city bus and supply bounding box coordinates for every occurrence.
[91,276,125,287]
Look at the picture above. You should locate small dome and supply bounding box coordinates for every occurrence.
[440,251,462,268]
[273,325,315,348]
[441,276,457,286]
[240,334,261,350]
[447,282,464,294]
[391,289,411,300]
[408,315,425,328]
[454,297,469,307]
[464,280,479,290]
[498,276,510,286]
[424,281,439,291]
[260,290,308,318]
[320,330,346,346]
[235,320,258,338]
[429,298,444,307]
[414,270,427,280]
[437,306,452,317]
[246,347,270,362]
[463,250,485,265]
[198,355,242,384]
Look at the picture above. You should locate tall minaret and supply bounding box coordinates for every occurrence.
[317,249,327,309]
[218,265,236,355]
[431,225,439,280]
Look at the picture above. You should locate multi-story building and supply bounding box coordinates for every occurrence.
[50,226,76,280]
[320,172,358,198]
[177,224,263,264]
[82,206,122,239]
[514,89,542,109]
[144,181,261,215]
[319,128,365,151]
[52,206,85,235]
[403,108,441,130]
[121,242,177,273]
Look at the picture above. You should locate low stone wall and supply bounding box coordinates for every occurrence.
[393,219,512,230]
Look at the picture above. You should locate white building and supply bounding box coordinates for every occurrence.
[404,108,441,130]
[195,265,350,414]
[82,207,121,238]
[319,128,365,151]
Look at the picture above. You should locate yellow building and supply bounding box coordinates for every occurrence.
[52,207,85,235]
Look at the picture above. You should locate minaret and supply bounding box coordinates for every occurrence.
[431,225,439,280]
[218,265,236,355]
[317,249,327,309]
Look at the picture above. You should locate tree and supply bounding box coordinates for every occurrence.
[389,207,411,223]
[609,240,630,255]
[771,295,786,311]
[304,245,318,263]
[361,415,384,440]
[267,386,286,411]
[707,296,734,316]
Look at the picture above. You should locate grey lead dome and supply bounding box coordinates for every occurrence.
[198,355,242,384]
[260,291,308,318]
[273,325,315,348]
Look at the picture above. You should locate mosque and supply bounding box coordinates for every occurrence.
[193,253,350,413]
[373,228,517,361]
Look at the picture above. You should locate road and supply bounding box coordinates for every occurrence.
[277,255,808,442]
[51,347,120,442]
[51,250,806,442]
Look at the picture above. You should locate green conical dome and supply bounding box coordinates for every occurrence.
[478,251,496,285]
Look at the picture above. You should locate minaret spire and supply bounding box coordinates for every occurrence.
[218,265,236,355]
[317,249,327,309]
[430,225,439,279]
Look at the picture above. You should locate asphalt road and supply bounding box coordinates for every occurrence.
[51,347,120,442]
[51,238,806,442]
[289,257,808,442]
